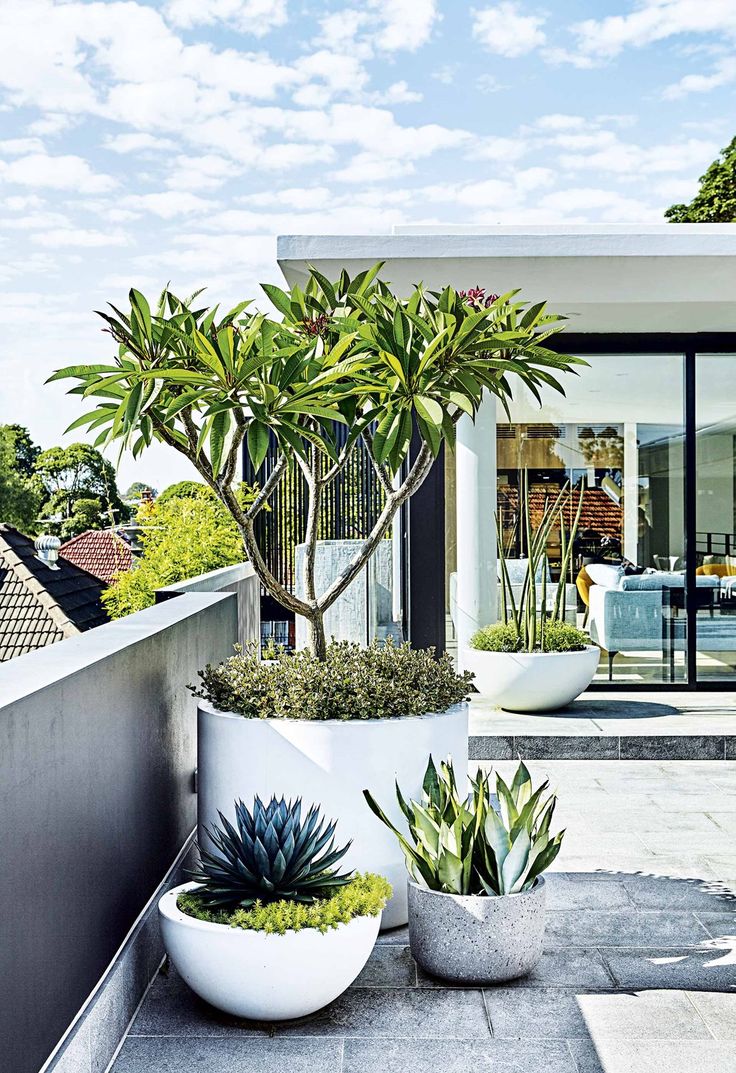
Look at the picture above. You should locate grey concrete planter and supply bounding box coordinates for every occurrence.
[407,877,546,983]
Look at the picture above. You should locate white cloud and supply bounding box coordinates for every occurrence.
[373,81,423,105]
[470,134,530,163]
[534,114,587,132]
[3,210,72,231]
[32,228,130,248]
[315,0,439,56]
[104,132,176,154]
[240,186,332,210]
[567,0,736,62]
[0,152,116,192]
[334,153,415,184]
[371,0,439,51]
[121,191,216,218]
[27,113,77,136]
[433,65,458,85]
[472,3,546,58]
[164,154,234,191]
[164,0,287,35]
[559,136,719,177]
[476,74,508,94]
[2,194,44,211]
[0,137,46,155]
[662,55,736,99]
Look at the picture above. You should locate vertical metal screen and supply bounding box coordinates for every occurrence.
[242,427,387,593]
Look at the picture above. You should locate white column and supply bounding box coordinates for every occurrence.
[622,422,638,563]
[455,392,497,669]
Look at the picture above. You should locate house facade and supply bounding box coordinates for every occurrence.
[277,225,736,690]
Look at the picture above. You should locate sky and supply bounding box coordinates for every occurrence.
[0,0,734,491]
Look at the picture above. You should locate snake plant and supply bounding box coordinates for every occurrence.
[190,795,353,909]
[494,469,585,653]
[364,756,564,896]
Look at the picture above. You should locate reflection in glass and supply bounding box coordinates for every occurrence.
[695,355,736,682]
[445,354,688,683]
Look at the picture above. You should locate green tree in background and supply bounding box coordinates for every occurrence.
[666,136,736,222]
[157,480,211,504]
[35,442,129,539]
[124,481,158,501]
[7,424,41,476]
[0,424,43,531]
[102,488,247,618]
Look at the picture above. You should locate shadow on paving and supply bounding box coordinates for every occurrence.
[547,699,681,721]
[110,870,736,1073]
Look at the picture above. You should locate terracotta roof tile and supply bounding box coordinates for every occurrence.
[0,525,109,662]
[60,529,134,584]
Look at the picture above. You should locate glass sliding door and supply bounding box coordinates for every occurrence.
[695,355,736,682]
[497,353,687,684]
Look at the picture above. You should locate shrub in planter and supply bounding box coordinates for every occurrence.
[465,471,600,711]
[364,757,564,982]
[160,795,391,1020]
[192,640,473,929]
[472,620,591,654]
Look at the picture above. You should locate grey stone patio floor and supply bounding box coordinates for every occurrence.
[470,690,736,760]
[112,758,736,1073]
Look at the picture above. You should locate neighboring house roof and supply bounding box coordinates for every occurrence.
[60,528,134,584]
[0,525,108,662]
[498,487,623,540]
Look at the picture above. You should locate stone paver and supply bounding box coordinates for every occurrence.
[470,690,736,760]
[112,760,736,1073]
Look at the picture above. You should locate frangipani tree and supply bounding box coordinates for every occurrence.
[50,264,584,657]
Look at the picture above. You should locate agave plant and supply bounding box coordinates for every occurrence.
[190,795,353,909]
[363,757,564,896]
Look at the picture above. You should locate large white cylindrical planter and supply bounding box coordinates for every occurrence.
[197,701,469,929]
[160,882,380,1020]
[464,646,599,712]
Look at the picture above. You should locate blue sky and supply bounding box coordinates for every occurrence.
[0,0,734,489]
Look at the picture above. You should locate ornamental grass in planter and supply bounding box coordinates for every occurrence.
[364,757,565,983]
[192,640,473,929]
[466,471,599,711]
[160,794,391,1020]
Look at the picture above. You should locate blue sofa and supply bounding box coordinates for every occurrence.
[588,572,735,680]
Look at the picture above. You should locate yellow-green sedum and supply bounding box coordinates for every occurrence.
[177,873,392,934]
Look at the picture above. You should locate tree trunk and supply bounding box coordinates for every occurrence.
[306,610,327,660]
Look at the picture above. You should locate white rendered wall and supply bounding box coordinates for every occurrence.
[456,393,497,668]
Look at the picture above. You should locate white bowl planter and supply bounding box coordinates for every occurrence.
[159,882,379,1020]
[408,878,546,983]
[463,646,599,712]
[197,700,469,929]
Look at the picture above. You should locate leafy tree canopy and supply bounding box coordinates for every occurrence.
[157,480,213,504]
[666,136,736,222]
[35,442,129,540]
[0,424,43,531]
[102,487,248,618]
[51,268,584,656]
[124,481,158,500]
[7,424,41,477]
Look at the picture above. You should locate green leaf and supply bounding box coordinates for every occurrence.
[261,284,295,319]
[208,409,231,476]
[414,395,443,427]
[247,420,270,470]
[501,827,531,894]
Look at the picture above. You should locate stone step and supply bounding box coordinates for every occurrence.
[469,692,736,761]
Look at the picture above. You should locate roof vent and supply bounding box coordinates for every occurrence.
[35,534,61,570]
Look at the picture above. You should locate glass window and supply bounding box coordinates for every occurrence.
[441,355,689,682]
[695,355,736,682]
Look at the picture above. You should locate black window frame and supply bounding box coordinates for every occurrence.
[409,333,736,689]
